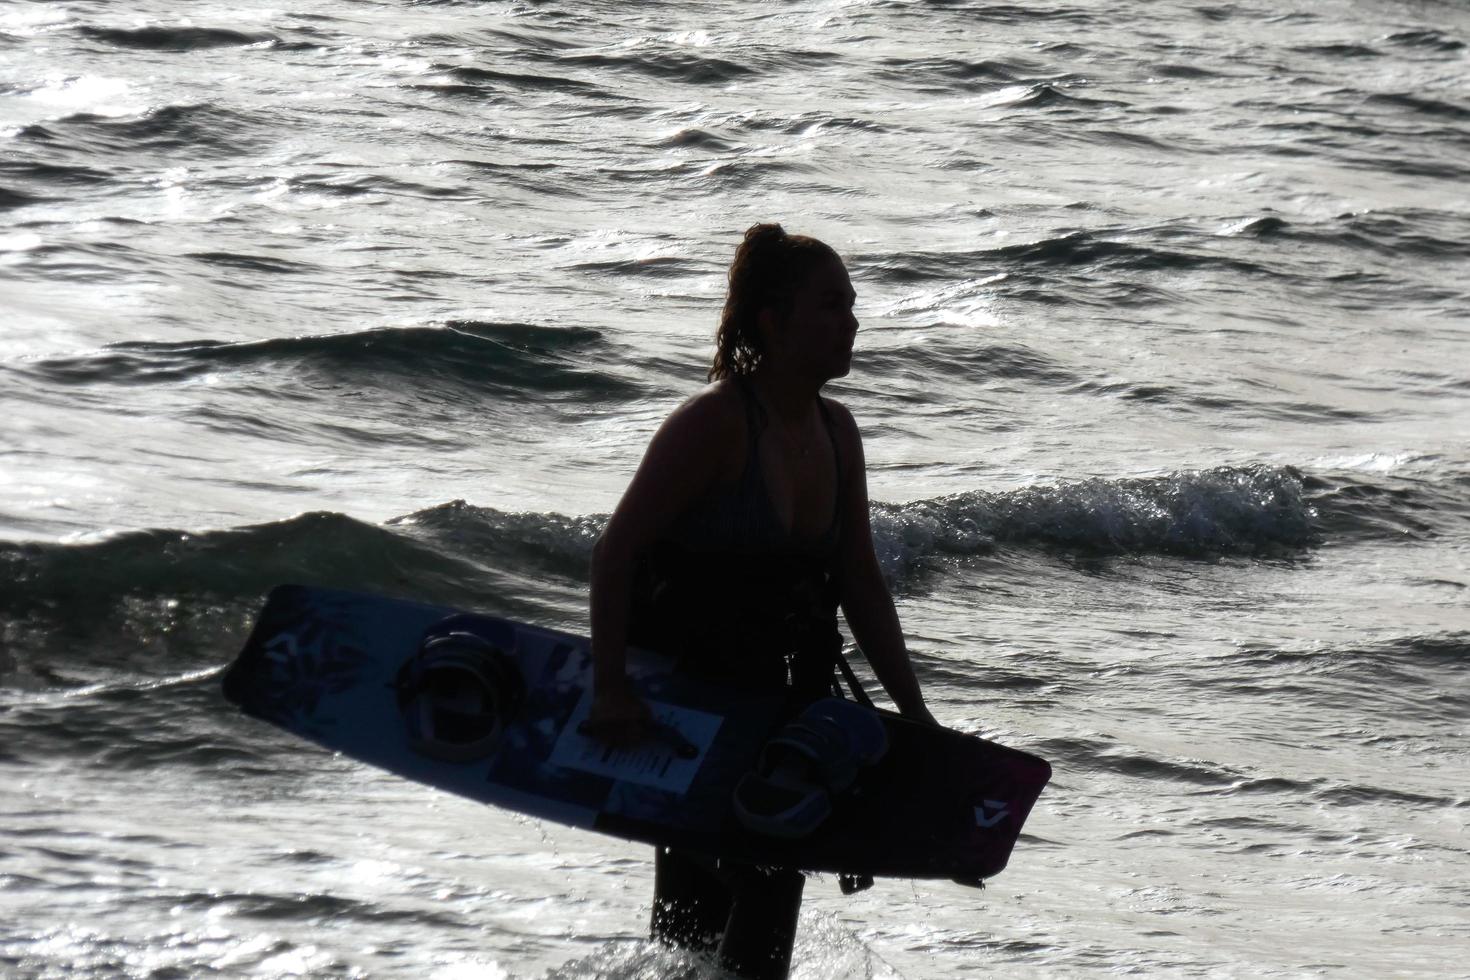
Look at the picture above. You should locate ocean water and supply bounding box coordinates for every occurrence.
[2,0,1468,976]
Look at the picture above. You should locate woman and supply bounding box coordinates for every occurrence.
[588,223,935,979]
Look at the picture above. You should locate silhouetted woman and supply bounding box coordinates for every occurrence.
[589,223,934,979]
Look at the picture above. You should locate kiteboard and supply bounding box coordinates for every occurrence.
[221,584,1050,883]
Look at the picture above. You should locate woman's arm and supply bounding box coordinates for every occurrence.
[588,385,742,737]
[828,399,937,725]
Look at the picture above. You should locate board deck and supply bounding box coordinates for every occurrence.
[222,584,1051,882]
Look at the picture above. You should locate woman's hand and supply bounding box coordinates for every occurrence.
[583,684,653,747]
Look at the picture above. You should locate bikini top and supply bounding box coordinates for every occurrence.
[633,377,847,694]
[662,375,843,561]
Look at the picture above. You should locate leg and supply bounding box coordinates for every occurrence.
[651,846,731,954]
[718,865,806,980]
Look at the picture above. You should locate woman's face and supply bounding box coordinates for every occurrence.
[768,257,859,382]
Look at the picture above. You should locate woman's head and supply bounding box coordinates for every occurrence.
[709,223,843,381]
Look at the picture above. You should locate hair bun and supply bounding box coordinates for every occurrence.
[744,222,787,246]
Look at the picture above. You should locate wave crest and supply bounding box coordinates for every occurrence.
[15,460,1452,638]
[873,465,1317,573]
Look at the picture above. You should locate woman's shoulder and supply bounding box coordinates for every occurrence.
[818,393,864,476]
[670,377,747,433]
[648,378,748,472]
[818,393,860,440]
[819,392,856,426]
